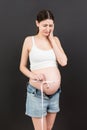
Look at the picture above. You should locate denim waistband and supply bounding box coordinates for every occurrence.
[26,82,61,98]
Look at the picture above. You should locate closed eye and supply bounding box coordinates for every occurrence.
[43,24,48,27]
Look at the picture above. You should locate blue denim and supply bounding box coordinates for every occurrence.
[25,83,61,117]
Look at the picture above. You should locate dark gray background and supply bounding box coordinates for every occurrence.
[0,0,87,130]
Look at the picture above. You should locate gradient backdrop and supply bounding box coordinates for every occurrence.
[0,0,87,130]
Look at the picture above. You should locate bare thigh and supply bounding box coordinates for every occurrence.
[46,112,57,130]
[32,116,47,130]
[32,113,57,130]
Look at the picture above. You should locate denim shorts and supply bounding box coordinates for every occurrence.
[25,83,61,117]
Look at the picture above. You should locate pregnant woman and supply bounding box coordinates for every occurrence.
[19,9,68,130]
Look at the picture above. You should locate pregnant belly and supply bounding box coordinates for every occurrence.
[29,67,61,95]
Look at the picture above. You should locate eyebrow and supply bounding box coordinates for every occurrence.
[43,23,53,26]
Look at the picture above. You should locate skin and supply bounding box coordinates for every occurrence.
[20,19,68,130]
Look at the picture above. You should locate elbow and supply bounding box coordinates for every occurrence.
[19,63,27,74]
[61,60,67,66]
[61,58,68,66]
[58,57,68,67]
[19,64,23,72]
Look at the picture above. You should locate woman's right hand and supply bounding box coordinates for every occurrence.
[30,72,46,82]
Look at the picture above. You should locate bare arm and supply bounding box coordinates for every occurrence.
[48,31,68,66]
[19,37,33,78]
[19,37,46,81]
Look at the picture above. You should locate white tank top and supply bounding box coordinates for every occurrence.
[29,36,57,70]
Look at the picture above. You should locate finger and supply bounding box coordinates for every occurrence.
[36,75,43,81]
[34,75,39,81]
[37,74,45,81]
[42,74,46,80]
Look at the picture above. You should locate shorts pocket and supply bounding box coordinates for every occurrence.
[27,83,36,95]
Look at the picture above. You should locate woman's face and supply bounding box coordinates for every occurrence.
[36,19,54,36]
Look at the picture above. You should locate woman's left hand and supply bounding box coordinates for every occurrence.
[47,30,56,47]
[48,29,54,41]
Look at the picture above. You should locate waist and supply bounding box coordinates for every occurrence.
[27,83,61,97]
[30,61,57,70]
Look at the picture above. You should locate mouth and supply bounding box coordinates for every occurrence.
[44,32,50,35]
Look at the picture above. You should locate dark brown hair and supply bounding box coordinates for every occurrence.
[36,9,54,23]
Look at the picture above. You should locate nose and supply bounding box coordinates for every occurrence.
[46,26,50,32]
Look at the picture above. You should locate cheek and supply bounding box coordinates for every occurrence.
[51,27,54,32]
[39,27,46,32]
[52,26,54,30]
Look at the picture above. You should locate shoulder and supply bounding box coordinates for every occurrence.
[54,36,60,41]
[54,36,61,45]
[23,36,32,44]
[23,36,33,51]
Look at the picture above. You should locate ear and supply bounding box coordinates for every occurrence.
[35,20,39,27]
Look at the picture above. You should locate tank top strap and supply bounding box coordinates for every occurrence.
[32,36,35,46]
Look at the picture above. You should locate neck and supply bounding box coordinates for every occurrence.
[36,33,48,40]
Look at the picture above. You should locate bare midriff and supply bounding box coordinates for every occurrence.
[29,67,61,95]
